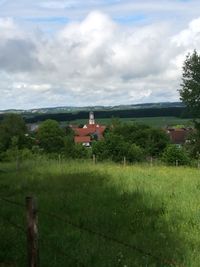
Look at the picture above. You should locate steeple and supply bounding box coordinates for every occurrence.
[89,111,95,125]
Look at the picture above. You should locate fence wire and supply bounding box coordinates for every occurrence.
[0,196,185,267]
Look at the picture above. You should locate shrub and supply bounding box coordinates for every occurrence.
[162,145,190,166]
[92,140,109,161]
[0,148,34,162]
[127,144,145,162]
[92,135,145,163]
[73,144,91,159]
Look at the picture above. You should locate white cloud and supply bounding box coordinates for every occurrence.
[0,17,23,39]
[172,17,200,49]
[39,1,80,9]
[1,10,200,109]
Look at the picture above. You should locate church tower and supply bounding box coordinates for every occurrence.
[89,111,95,125]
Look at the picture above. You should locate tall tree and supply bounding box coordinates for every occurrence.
[179,50,200,157]
[0,113,27,152]
[37,119,65,153]
[179,50,200,127]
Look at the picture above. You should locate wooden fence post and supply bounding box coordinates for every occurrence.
[16,150,20,171]
[197,152,200,169]
[150,157,153,167]
[123,156,126,166]
[93,154,96,164]
[58,154,61,166]
[176,160,179,167]
[26,196,39,267]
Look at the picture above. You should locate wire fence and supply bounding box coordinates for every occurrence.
[0,196,185,267]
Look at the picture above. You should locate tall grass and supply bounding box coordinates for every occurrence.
[0,158,200,266]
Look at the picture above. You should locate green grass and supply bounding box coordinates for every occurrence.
[0,159,200,266]
[63,116,193,128]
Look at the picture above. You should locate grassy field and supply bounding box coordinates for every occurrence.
[64,116,193,128]
[0,159,200,266]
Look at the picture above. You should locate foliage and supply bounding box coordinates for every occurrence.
[37,119,65,153]
[92,140,109,161]
[162,145,190,165]
[0,114,190,163]
[110,123,169,157]
[92,132,145,163]
[92,123,170,162]
[126,143,145,162]
[0,148,34,162]
[92,134,125,162]
[102,133,128,162]
[0,113,27,152]
[185,130,200,158]
[179,50,200,156]
[63,135,75,158]
[145,128,170,156]
[72,144,91,159]
[179,50,200,120]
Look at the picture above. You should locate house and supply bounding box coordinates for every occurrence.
[74,136,91,147]
[72,112,106,146]
[27,123,39,132]
[165,127,193,145]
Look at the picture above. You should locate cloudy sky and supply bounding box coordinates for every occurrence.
[0,0,200,109]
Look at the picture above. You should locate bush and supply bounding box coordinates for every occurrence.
[63,135,75,158]
[92,140,109,161]
[162,145,190,166]
[73,144,91,159]
[127,144,145,162]
[92,134,145,163]
[0,148,34,162]
[92,134,127,162]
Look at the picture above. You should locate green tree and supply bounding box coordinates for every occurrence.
[179,50,200,123]
[110,123,169,157]
[37,120,65,153]
[0,113,27,152]
[92,132,145,163]
[185,131,200,158]
[145,128,170,156]
[179,50,200,156]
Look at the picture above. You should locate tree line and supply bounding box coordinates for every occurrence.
[0,107,192,124]
[0,113,199,166]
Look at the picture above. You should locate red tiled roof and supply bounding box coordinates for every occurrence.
[74,136,91,143]
[73,124,106,137]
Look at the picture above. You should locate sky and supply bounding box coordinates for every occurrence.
[0,0,200,109]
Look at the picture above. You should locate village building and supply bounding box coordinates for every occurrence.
[72,112,106,146]
[26,123,39,132]
[165,127,194,145]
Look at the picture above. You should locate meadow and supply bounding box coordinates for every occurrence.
[0,158,200,267]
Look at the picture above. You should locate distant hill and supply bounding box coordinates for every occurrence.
[0,102,191,124]
[0,102,185,115]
